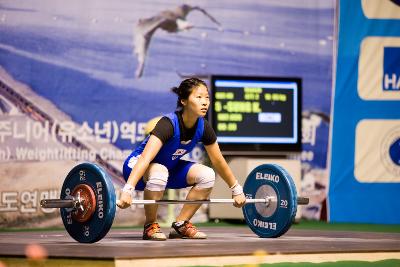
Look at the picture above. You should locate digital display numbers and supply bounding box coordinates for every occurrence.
[211,79,299,144]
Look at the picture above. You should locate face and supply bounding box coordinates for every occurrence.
[181,84,210,117]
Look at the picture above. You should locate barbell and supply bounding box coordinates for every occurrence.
[40,162,309,243]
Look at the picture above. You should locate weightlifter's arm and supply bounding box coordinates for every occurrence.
[204,142,246,208]
[117,135,163,209]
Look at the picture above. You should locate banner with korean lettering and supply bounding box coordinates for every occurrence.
[0,1,334,227]
[329,0,400,224]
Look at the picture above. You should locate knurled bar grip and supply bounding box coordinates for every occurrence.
[40,197,309,209]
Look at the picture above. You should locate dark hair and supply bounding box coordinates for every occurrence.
[171,77,208,109]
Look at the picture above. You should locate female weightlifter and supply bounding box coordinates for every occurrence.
[117,77,246,241]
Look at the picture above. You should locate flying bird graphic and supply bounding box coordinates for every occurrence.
[133,4,221,78]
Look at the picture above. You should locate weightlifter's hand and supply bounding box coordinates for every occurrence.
[233,193,246,208]
[116,184,134,209]
[231,182,246,208]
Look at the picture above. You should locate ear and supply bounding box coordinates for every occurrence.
[180,99,187,107]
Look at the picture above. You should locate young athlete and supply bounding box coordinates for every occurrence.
[117,77,246,241]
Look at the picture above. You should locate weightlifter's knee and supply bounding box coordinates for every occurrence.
[145,163,169,192]
[193,165,215,189]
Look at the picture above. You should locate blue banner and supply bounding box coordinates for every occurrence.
[329,0,400,224]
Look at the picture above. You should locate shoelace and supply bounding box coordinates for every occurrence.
[179,222,197,234]
[185,222,196,230]
[146,223,162,234]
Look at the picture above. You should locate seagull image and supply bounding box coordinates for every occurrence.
[133,4,221,78]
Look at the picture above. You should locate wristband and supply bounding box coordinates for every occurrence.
[122,183,134,194]
[230,182,243,196]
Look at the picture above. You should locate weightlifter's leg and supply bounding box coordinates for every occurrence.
[176,164,215,221]
[142,163,169,241]
[170,163,215,239]
[143,190,164,224]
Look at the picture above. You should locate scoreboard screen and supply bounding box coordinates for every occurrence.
[209,75,302,155]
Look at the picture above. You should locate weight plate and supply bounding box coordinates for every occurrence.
[60,162,116,243]
[242,164,297,238]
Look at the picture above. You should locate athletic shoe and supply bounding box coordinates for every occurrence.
[169,221,207,239]
[143,222,167,241]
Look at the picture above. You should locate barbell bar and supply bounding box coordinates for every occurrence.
[41,196,309,209]
[40,162,309,243]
